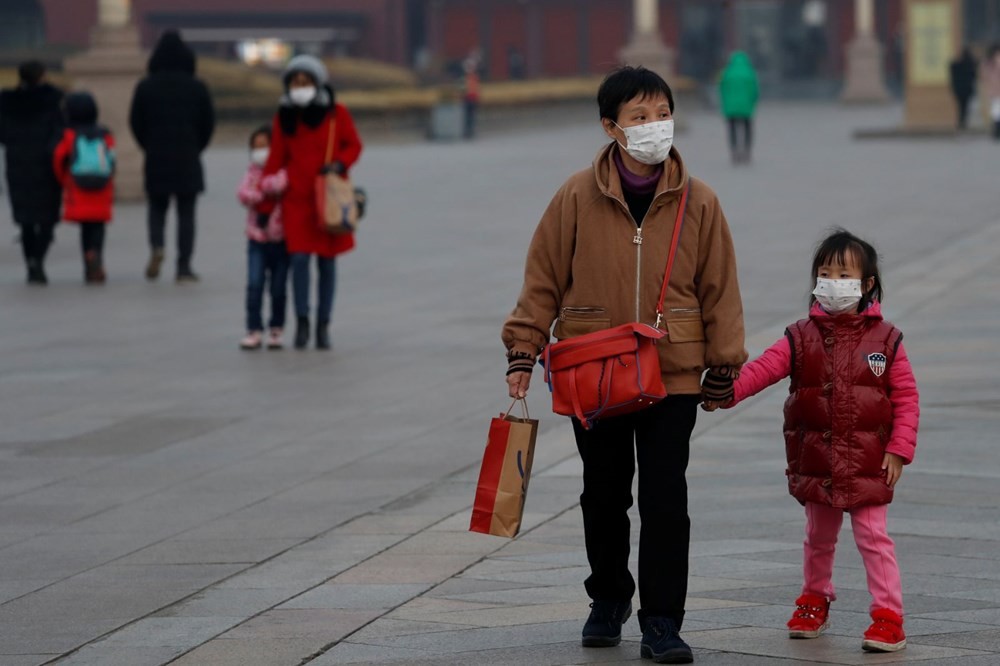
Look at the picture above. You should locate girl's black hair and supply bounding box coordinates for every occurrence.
[810,228,883,312]
[597,65,674,121]
[248,124,271,147]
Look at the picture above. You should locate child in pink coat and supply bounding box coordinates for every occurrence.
[706,229,919,653]
[237,126,288,350]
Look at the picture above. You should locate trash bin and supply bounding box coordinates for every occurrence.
[429,101,465,141]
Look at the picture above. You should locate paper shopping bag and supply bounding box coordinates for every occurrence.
[469,400,538,538]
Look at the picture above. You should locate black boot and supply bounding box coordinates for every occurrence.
[26,259,47,285]
[294,316,310,350]
[316,320,331,350]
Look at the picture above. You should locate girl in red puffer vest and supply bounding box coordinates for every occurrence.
[707,229,919,653]
[53,91,115,283]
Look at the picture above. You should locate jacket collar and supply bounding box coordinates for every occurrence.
[593,142,689,204]
[809,300,883,323]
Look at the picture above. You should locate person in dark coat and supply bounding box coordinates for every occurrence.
[949,47,978,130]
[0,61,64,285]
[129,30,215,282]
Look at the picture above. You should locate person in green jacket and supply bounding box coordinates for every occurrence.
[719,51,759,164]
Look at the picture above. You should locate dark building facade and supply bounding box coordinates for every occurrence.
[11,0,997,91]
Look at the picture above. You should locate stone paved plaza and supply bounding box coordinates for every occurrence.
[1,102,998,665]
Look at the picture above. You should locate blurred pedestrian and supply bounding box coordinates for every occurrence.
[462,59,481,139]
[52,92,115,284]
[262,55,362,350]
[983,45,1000,139]
[710,229,919,654]
[237,125,289,350]
[129,29,216,282]
[949,47,977,130]
[502,65,746,664]
[718,51,759,164]
[0,61,64,285]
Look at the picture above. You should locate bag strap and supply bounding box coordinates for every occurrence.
[323,111,337,165]
[653,180,691,330]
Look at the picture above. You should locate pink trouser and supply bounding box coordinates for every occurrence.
[801,502,903,615]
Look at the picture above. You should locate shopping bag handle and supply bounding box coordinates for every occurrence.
[503,398,530,420]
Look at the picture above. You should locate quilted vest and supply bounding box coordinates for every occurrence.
[783,315,902,509]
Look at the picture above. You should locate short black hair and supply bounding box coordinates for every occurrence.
[18,60,46,87]
[597,65,674,121]
[810,228,883,312]
[248,124,271,147]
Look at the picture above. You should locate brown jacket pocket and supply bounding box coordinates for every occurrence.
[552,307,610,340]
[666,319,705,343]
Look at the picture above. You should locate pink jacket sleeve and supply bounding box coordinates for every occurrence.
[260,169,288,196]
[886,342,919,464]
[730,336,793,406]
[237,168,263,208]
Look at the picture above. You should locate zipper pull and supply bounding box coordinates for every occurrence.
[633,228,643,245]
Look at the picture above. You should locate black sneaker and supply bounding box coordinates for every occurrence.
[294,316,310,350]
[640,616,693,663]
[582,600,632,647]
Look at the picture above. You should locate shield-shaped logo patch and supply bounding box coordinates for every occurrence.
[867,352,887,377]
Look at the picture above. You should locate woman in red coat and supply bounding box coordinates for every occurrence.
[262,55,362,350]
[53,91,115,284]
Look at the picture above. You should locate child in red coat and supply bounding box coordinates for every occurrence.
[53,91,115,283]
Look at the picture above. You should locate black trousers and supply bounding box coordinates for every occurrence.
[727,117,753,158]
[18,220,57,267]
[956,95,971,129]
[80,224,105,255]
[148,193,197,267]
[572,395,699,628]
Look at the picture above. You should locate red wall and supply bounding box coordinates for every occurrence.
[40,0,97,46]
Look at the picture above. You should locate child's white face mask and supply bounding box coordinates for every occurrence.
[813,278,862,313]
[250,148,269,166]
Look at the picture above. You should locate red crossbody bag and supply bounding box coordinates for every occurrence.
[541,181,690,429]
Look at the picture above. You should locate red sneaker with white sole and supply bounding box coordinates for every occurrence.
[787,593,830,639]
[863,608,906,652]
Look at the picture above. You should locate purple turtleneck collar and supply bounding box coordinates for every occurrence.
[613,148,663,195]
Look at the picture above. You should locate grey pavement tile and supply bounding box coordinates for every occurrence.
[279,583,432,610]
[307,641,437,665]
[75,616,242,648]
[347,617,480,641]
[911,608,1000,626]
[436,583,588,606]
[113,538,301,566]
[154,588,294,618]
[683,626,986,664]
[457,565,591,587]
[53,645,189,666]
[0,658,59,666]
[338,619,583,653]
[331,553,476,585]
[429,577,539,597]
[168,637,325,666]
[916,628,1000,652]
[942,588,1000,604]
[222,609,381,641]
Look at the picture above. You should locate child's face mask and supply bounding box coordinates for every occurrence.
[250,148,269,166]
[812,278,862,313]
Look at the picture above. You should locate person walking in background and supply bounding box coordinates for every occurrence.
[52,92,115,284]
[983,45,1000,139]
[129,29,215,283]
[949,47,978,130]
[237,126,289,351]
[706,229,919,654]
[462,59,481,139]
[262,55,362,351]
[718,51,759,164]
[0,61,64,285]
[503,66,746,664]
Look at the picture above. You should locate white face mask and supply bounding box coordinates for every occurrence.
[289,86,317,107]
[250,148,269,166]
[812,278,863,313]
[615,119,674,165]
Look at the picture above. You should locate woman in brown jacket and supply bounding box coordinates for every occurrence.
[502,66,746,664]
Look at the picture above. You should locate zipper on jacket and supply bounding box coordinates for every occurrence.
[633,226,643,321]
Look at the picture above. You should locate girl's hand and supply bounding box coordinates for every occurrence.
[882,453,904,488]
[507,371,531,399]
[701,400,719,412]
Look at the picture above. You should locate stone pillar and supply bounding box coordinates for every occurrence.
[841,0,891,102]
[902,0,962,129]
[619,0,674,79]
[63,0,145,201]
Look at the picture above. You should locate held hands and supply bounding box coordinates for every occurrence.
[700,366,737,412]
[882,452,904,488]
